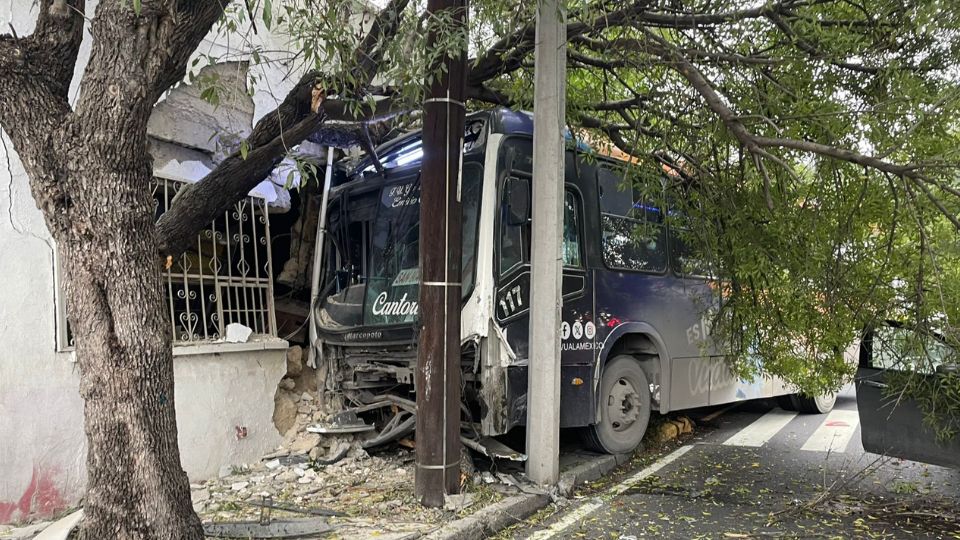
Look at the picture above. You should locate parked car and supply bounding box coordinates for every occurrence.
[856,322,960,468]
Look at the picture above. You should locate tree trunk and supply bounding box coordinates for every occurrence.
[0,1,410,536]
[62,160,203,539]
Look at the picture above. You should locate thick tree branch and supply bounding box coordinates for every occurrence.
[589,96,652,112]
[467,0,656,88]
[640,28,946,213]
[155,113,325,256]
[637,1,804,28]
[751,136,913,176]
[0,0,86,236]
[0,0,87,99]
[465,84,513,106]
[568,49,630,70]
[579,113,662,139]
[151,2,228,102]
[156,0,411,256]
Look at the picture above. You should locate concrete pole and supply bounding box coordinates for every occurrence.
[527,0,566,486]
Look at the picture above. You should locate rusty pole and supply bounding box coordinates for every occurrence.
[416,0,468,507]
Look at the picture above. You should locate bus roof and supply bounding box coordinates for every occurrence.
[346,108,628,182]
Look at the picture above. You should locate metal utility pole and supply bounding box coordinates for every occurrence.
[308,146,337,372]
[527,0,566,486]
[416,0,468,507]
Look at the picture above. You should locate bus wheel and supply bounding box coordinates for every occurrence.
[775,395,796,411]
[583,355,651,454]
[790,392,837,414]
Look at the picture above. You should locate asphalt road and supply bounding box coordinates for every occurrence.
[506,387,960,539]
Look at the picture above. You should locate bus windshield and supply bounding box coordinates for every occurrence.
[318,162,484,330]
[364,178,422,325]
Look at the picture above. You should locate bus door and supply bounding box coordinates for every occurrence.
[495,172,596,428]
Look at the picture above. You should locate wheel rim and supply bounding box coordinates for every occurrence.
[814,392,837,412]
[606,377,642,432]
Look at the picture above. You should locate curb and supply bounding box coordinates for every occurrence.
[426,453,628,540]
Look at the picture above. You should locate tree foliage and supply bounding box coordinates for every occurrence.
[246,0,960,432]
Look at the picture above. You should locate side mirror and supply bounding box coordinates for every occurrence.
[506,177,530,226]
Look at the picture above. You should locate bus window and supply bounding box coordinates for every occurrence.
[597,168,667,273]
[670,224,712,278]
[461,163,484,297]
[500,179,583,274]
[563,191,583,268]
[500,177,531,274]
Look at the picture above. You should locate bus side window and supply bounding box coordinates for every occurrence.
[563,191,583,268]
[500,177,531,274]
[670,223,711,277]
[596,168,667,273]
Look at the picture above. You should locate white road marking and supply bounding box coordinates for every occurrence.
[610,444,695,495]
[525,500,604,540]
[526,445,694,540]
[800,409,860,453]
[723,409,798,447]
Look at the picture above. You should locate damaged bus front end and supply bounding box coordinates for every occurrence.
[310,112,522,448]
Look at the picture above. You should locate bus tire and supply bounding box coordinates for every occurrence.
[790,392,837,414]
[583,355,652,454]
[775,395,796,411]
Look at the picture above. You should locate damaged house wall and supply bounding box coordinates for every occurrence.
[0,0,338,524]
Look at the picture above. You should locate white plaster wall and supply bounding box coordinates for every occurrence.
[0,121,85,524]
[0,1,294,524]
[0,131,286,523]
[173,347,285,480]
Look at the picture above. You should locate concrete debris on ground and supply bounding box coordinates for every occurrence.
[657,415,695,442]
[0,347,546,539]
[194,383,510,538]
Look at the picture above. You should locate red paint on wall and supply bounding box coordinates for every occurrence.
[0,468,66,524]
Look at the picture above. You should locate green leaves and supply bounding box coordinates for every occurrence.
[263,0,273,30]
[199,85,220,107]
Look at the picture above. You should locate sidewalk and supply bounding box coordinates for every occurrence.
[2,391,687,540]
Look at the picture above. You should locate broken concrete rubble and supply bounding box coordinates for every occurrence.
[190,375,536,539]
[225,322,253,343]
[288,433,321,455]
[192,437,453,539]
[272,346,323,439]
[285,346,303,378]
[272,392,298,435]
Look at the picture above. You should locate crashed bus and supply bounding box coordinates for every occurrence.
[308,108,834,455]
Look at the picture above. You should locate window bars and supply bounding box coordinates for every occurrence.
[58,177,278,349]
[156,177,277,342]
